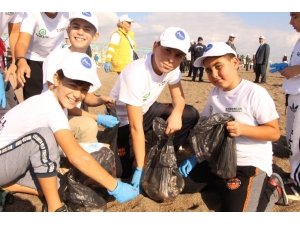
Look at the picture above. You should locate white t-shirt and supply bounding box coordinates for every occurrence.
[201,79,279,176]
[282,38,300,95]
[0,90,70,148]
[0,12,23,35]
[20,12,70,61]
[109,52,181,127]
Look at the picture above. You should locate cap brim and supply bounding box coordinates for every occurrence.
[160,40,188,55]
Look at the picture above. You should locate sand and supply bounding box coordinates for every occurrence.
[5,65,300,212]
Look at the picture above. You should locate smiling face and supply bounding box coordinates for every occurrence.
[52,72,91,109]
[67,18,99,52]
[204,54,241,92]
[290,12,300,32]
[151,42,186,75]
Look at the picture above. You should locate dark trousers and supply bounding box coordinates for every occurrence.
[192,66,204,81]
[187,60,193,77]
[23,59,43,100]
[115,101,199,178]
[254,63,267,83]
[0,73,19,118]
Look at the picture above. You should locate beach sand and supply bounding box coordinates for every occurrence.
[5,65,300,212]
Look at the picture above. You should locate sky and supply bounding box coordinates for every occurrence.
[2,1,299,63]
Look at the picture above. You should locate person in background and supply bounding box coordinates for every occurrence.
[187,40,196,77]
[282,54,288,64]
[104,14,137,75]
[226,33,237,52]
[191,36,206,82]
[254,35,270,84]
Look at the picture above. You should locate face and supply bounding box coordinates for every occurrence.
[259,38,264,44]
[290,12,300,32]
[67,19,99,51]
[52,74,90,109]
[204,55,240,92]
[151,42,186,75]
[120,21,131,33]
[229,36,235,42]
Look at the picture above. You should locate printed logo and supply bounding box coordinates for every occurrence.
[290,103,298,113]
[226,178,241,190]
[38,29,47,36]
[0,117,6,132]
[159,81,167,87]
[81,57,92,68]
[297,52,300,57]
[143,92,150,99]
[56,27,66,32]
[175,30,185,40]
[225,107,242,113]
[5,12,14,16]
[205,44,213,52]
[82,12,92,17]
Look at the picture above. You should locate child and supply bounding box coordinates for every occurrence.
[0,52,139,212]
[109,27,199,190]
[281,12,300,198]
[178,42,287,211]
[42,12,118,144]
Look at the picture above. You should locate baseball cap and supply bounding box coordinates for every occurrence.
[194,42,237,67]
[69,12,98,32]
[191,40,194,43]
[118,14,134,23]
[158,27,190,54]
[58,52,101,89]
[259,35,265,39]
[229,33,236,37]
[198,37,203,41]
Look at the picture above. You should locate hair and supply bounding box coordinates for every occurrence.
[56,69,92,87]
[203,53,237,65]
[69,19,97,33]
[282,55,288,62]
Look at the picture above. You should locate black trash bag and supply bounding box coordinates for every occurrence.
[61,146,115,212]
[142,117,185,203]
[188,113,237,179]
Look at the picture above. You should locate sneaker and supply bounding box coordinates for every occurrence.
[269,173,288,206]
[284,182,300,201]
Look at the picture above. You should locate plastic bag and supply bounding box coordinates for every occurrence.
[142,117,185,203]
[188,113,237,179]
[62,146,116,212]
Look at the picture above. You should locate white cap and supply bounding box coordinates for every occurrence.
[69,12,98,32]
[247,54,249,55]
[229,33,236,37]
[58,52,101,89]
[194,42,237,67]
[259,35,265,39]
[158,27,190,54]
[118,14,134,23]
[191,40,195,43]
[284,54,287,56]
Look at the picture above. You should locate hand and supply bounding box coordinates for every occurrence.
[97,114,119,128]
[4,64,18,90]
[0,73,6,108]
[16,59,31,87]
[281,65,300,80]
[107,179,139,203]
[178,156,198,177]
[104,62,112,73]
[99,95,115,108]
[225,120,243,137]
[131,167,144,193]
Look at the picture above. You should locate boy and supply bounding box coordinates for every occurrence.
[0,52,139,212]
[178,42,287,211]
[281,12,300,198]
[109,27,199,190]
[42,12,118,144]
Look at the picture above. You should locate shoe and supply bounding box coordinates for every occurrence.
[191,79,195,82]
[269,173,288,206]
[253,80,259,83]
[284,182,300,201]
[260,81,266,84]
[199,79,204,82]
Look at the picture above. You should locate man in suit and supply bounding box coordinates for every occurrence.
[226,33,236,52]
[254,35,270,84]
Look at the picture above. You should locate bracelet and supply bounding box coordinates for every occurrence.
[15,56,27,66]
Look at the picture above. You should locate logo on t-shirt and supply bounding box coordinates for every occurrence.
[297,52,300,57]
[159,81,167,87]
[143,92,150,101]
[175,31,185,40]
[225,107,242,113]
[36,29,49,38]
[81,57,92,68]
[5,12,14,16]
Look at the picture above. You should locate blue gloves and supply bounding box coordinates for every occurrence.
[104,62,112,73]
[0,73,6,108]
[131,167,144,193]
[97,114,119,128]
[178,156,198,177]
[107,179,139,203]
[269,63,288,74]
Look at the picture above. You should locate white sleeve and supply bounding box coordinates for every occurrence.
[9,12,24,24]
[20,12,37,35]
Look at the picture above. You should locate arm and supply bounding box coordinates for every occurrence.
[105,32,121,63]
[166,82,185,134]
[4,22,21,89]
[225,118,280,141]
[281,65,300,79]
[68,107,97,121]
[264,44,270,64]
[15,32,32,87]
[84,93,115,108]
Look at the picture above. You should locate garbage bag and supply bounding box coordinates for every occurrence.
[142,117,185,203]
[188,113,237,179]
[62,146,115,212]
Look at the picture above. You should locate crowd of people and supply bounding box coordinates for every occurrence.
[0,12,300,212]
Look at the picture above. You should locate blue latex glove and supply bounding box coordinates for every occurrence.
[97,114,119,128]
[107,179,139,203]
[269,63,288,74]
[0,73,6,108]
[131,167,144,193]
[104,62,112,73]
[178,156,198,177]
